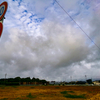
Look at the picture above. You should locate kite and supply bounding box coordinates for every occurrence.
[0,1,8,37]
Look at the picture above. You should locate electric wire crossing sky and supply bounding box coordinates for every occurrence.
[55,0,100,51]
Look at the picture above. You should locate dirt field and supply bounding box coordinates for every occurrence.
[0,85,100,100]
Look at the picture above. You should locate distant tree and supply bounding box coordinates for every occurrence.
[0,79,5,85]
[71,81,76,84]
[76,81,86,84]
[32,77,35,82]
[0,77,48,85]
[14,77,21,82]
[20,78,26,82]
[25,77,31,82]
[7,78,14,82]
[40,80,47,85]
[86,79,93,84]
[35,78,40,82]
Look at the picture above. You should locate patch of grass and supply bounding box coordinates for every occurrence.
[39,93,43,95]
[61,91,86,99]
[26,93,36,98]
[31,87,34,89]
[15,98,21,100]
[61,91,74,94]
[0,98,8,100]
[55,87,60,89]
[0,85,5,89]
[64,94,86,99]
[69,91,75,93]
[1,87,5,89]
[61,91,68,94]
[0,85,5,87]
[11,86,17,88]
[89,91,92,93]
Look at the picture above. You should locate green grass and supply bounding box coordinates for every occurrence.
[61,91,68,94]
[39,93,44,96]
[0,85,5,87]
[0,98,8,100]
[11,86,18,88]
[89,91,92,93]
[64,94,86,99]
[61,91,86,99]
[15,98,21,100]
[69,91,75,93]
[0,85,5,89]
[1,87,5,89]
[55,87,60,89]
[26,93,36,98]
[31,87,34,89]
[61,91,74,94]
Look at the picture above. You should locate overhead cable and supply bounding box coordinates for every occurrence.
[55,0,100,50]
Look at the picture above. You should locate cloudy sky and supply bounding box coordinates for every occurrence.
[0,0,100,81]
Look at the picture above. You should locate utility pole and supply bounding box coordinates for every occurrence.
[5,73,7,79]
[85,75,87,82]
[70,76,72,84]
[5,73,7,85]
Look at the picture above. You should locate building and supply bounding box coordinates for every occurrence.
[93,81,100,85]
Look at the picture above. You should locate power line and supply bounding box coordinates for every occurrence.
[55,0,100,50]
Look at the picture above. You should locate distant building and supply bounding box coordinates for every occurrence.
[50,81,55,85]
[93,81,100,85]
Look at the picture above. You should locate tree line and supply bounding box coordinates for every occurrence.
[0,77,48,85]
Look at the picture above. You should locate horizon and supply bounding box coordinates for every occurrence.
[0,75,99,82]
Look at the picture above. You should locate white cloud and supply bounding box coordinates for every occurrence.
[0,20,90,80]
[0,0,100,81]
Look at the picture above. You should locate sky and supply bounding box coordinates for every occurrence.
[0,0,100,81]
